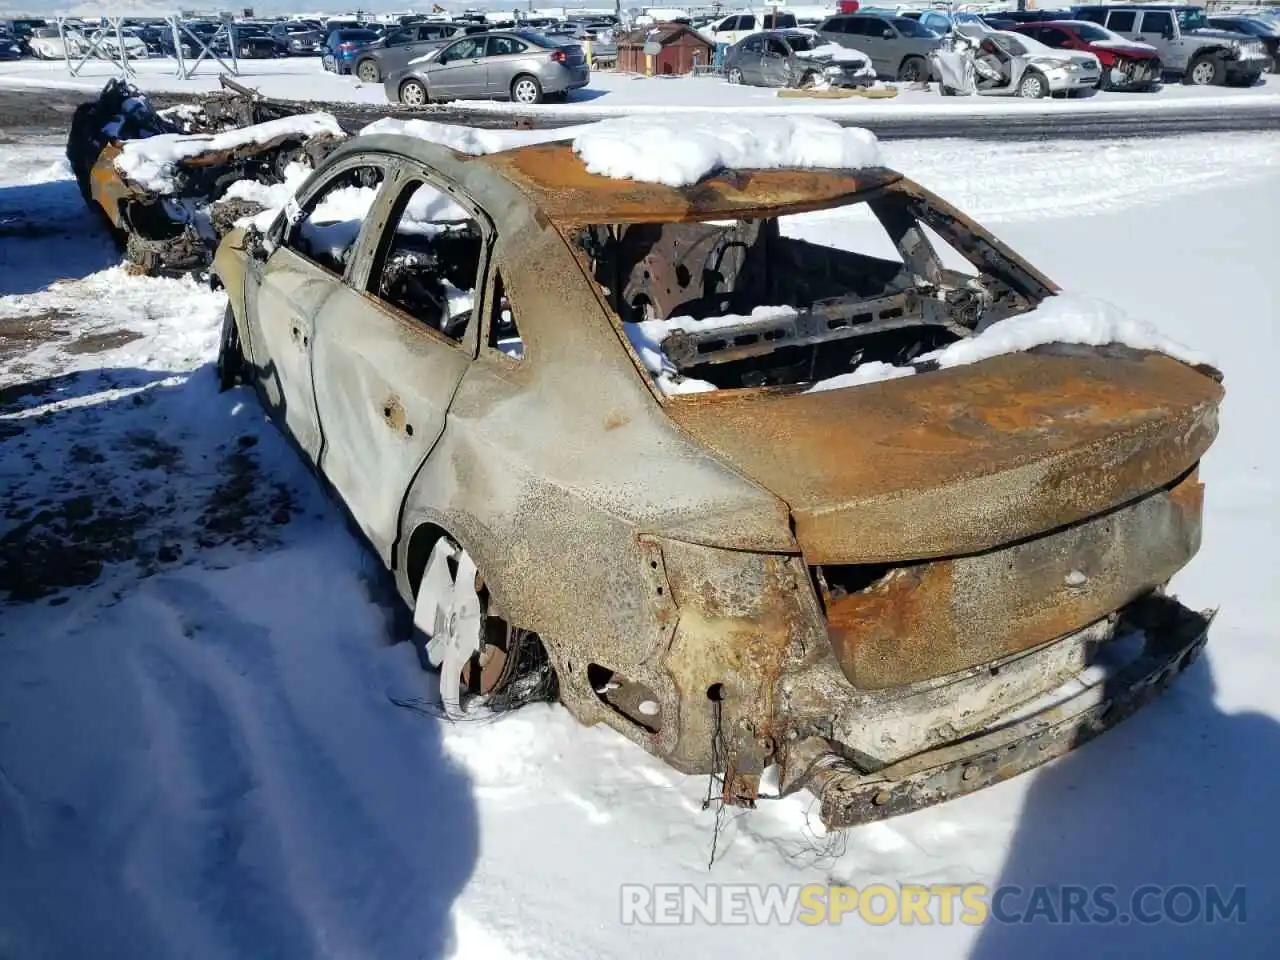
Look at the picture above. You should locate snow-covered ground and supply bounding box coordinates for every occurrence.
[2,55,1279,118]
[1,129,1278,958]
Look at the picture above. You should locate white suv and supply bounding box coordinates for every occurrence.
[1074,4,1268,85]
[705,11,799,47]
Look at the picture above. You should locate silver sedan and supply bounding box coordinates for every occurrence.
[384,30,590,105]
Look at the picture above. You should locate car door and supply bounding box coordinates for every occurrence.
[759,36,791,86]
[244,158,390,465]
[829,16,861,52]
[1135,9,1181,66]
[427,35,488,98]
[389,23,442,72]
[856,17,892,74]
[737,34,764,82]
[309,166,491,562]
[482,34,533,96]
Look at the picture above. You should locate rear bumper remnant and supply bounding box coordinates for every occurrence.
[797,594,1211,827]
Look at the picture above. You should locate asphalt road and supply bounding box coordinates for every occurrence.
[4,83,1278,140]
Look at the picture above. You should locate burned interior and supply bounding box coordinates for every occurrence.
[572,178,1056,392]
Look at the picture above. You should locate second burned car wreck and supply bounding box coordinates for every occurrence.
[67,80,348,276]
[202,114,1222,828]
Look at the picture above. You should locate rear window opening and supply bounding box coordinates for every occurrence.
[572,185,1048,395]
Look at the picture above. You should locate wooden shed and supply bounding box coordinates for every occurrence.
[617,24,714,76]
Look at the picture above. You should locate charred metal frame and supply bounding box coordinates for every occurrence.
[210,135,1223,830]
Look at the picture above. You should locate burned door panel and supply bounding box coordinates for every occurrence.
[251,248,333,461]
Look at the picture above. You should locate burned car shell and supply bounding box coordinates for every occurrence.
[215,135,1221,826]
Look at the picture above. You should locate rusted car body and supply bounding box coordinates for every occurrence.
[213,132,1221,827]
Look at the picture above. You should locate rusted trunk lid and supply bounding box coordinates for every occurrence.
[666,350,1222,564]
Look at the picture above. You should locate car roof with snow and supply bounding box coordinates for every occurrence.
[345,133,901,225]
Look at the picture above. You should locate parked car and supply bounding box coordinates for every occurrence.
[27,26,85,60]
[269,21,324,56]
[0,28,22,60]
[225,24,279,59]
[385,31,589,105]
[1,17,47,55]
[213,127,1221,829]
[815,13,943,81]
[724,29,875,88]
[1013,20,1161,89]
[1206,15,1279,73]
[323,27,381,74]
[1073,4,1267,85]
[352,21,488,83]
[705,11,800,46]
[119,20,167,55]
[160,20,220,59]
[942,24,1102,97]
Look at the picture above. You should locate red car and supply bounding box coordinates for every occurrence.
[1013,19,1162,90]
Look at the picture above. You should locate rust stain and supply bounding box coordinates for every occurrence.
[822,469,1205,688]
[478,144,902,224]
[669,350,1221,564]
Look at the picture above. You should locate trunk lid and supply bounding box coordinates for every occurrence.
[666,349,1221,564]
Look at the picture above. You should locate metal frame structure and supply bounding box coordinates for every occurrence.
[55,13,241,79]
[167,16,240,78]
[58,16,135,77]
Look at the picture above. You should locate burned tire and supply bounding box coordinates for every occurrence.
[217,304,245,392]
[1184,54,1224,86]
[1017,70,1048,99]
[511,74,543,104]
[897,55,927,83]
[411,533,556,716]
[399,78,428,106]
[356,59,381,83]
[799,71,819,89]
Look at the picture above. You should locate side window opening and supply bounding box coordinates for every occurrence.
[369,179,484,343]
[488,271,524,360]
[287,164,385,276]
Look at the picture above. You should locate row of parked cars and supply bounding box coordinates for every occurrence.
[718,4,1278,94]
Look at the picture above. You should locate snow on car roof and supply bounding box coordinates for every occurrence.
[361,115,890,221]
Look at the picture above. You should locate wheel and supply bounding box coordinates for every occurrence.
[897,55,927,83]
[799,71,818,89]
[412,536,545,717]
[1184,54,1223,86]
[727,67,743,84]
[1096,65,1111,91]
[510,74,542,104]
[356,58,380,83]
[399,78,428,106]
[1018,70,1047,98]
[216,303,244,391]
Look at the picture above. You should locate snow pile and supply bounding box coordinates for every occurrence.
[224,160,313,230]
[297,183,380,263]
[926,293,1213,369]
[360,116,577,155]
[805,360,917,393]
[806,293,1211,393]
[115,112,345,193]
[573,115,882,187]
